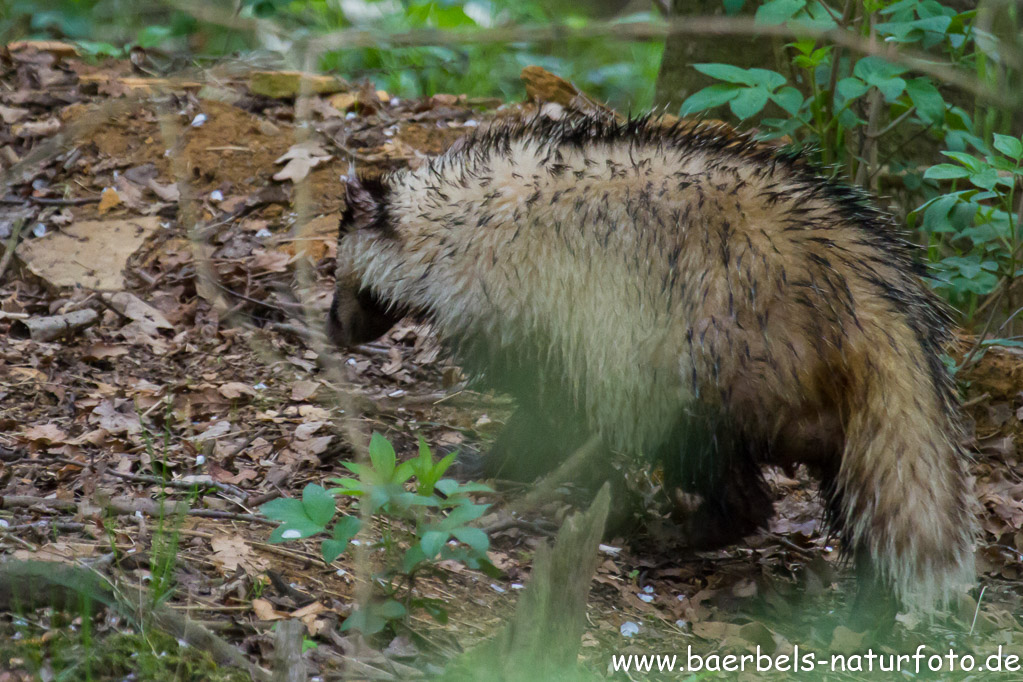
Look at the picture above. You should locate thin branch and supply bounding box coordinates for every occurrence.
[866,105,916,139]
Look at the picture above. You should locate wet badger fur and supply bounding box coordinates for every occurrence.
[327,113,975,611]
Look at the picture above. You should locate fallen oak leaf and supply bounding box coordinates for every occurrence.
[89,399,141,435]
[22,424,69,444]
[97,187,122,214]
[147,178,180,202]
[218,382,258,400]
[273,141,331,183]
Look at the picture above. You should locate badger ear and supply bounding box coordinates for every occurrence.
[340,173,388,233]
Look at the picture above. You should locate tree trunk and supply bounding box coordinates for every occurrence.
[654,0,781,118]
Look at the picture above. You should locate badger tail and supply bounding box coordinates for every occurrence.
[836,323,976,610]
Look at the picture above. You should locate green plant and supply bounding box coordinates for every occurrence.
[679,0,1023,336]
[261,433,496,635]
[913,134,1023,309]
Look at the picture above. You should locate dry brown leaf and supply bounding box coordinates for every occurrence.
[22,424,68,443]
[17,216,161,290]
[294,421,326,440]
[115,175,149,210]
[89,400,141,435]
[328,92,357,110]
[291,380,320,402]
[291,435,333,457]
[82,344,129,361]
[195,420,232,442]
[253,598,284,621]
[97,187,122,214]
[211,533,269,574]
[273,141,331,183]
[107,292,173,331]
[147,178,180,202]
[218,382,257,400]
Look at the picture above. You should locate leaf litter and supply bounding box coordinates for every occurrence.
[0,45,1021,679]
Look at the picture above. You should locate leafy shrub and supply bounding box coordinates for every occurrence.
[261,433,495,634]
[679,0,1022,332]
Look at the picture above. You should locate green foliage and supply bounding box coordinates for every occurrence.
[912,136,1023,313]
[679,0,1023,331]
[261,433,495,636]
[1,0,662,110]
[0,626,249,682]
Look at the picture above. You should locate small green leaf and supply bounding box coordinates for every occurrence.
[322,539,348,563]
[835,77,868,102]
[905,78,945,124]
[302,483,336,527]
[754,0,806,25]
[452,527,490,555]
[440,502,488,529]
[442,481,494,495]
[333,515,361,542]
[376,599,407,620]
[680,83,741,115]
[269,519,323,543]
[993,134,1023,161]
[692,63,760,85]
[968,168,1000,190]
[341,609,385,635]
[853,56,909,83]
[729,87,770,120]
[875,77,907,102]
[420,530,448,558]
[136,25,172,49]
[260,497,305,522]
[394,461,415,485]
[403,544,428,572]
[329,477,365,495]
[368,432,396,481]
[418,598,450,624]
[434,479,461,496]
[746,68,787,90]
[924,164,970,180]
[770,86,804,115]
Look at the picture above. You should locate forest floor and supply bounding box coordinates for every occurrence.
[2,44,1023,681]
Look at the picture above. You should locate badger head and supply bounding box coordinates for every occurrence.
[326,174,404,348]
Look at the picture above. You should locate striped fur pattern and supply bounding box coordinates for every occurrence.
[330,113,976,610]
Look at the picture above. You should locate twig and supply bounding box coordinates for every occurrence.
[0,196,100,207]
[103,467,247,500]
[865,105,916,139]
[825,0,855,101]
[769,533,819,558]
[959,284,1007,371]
[479,517,557,535]
[961,393,991,410]
[0,494,275,525]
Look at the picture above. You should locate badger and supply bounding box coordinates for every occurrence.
[326,113,976,612]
